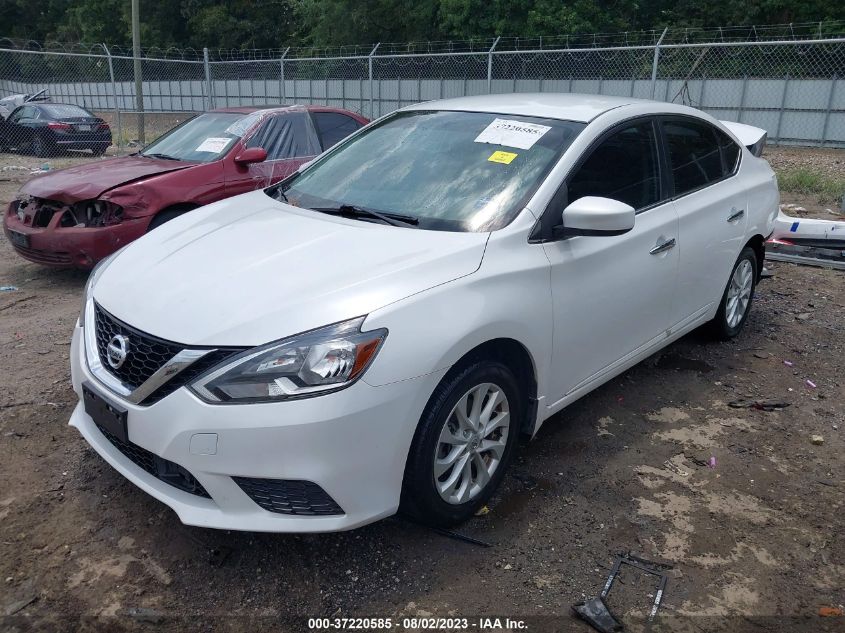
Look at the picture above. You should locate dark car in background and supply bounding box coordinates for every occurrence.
[0,103,112,156]
[3,105,368,268]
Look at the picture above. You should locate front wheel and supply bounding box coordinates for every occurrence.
[400,360,522,527]
[708,246,757,340]
[146,207,191,232]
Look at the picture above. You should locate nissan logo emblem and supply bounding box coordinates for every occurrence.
[106,334,130,370]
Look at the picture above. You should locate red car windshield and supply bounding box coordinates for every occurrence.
[140,111,251,163]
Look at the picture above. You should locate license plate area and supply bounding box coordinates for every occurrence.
[76,124,91,132]
[83,382,128,443]
[8,230,29,248]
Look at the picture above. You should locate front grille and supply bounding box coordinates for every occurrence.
[96,423,211,498]
[94,304,183,390]
[11,243,72,265]
[233,477,344,516]
[93,303,244,405]
[142,348,245,405]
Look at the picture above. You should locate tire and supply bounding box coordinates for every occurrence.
[146,207,192,232]
[708,246,758,340]
[400,360,523,527]
[31,134,53,157]
[91,144,108,156]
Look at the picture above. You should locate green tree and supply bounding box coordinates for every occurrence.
[181,0,298,49]
[295,0,441,47]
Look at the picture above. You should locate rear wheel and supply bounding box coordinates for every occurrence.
[31,134,53,157]
[708,247,757,340]
[91,144,108,156]
[400,360,522,526]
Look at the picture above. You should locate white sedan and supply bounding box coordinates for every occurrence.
[69,94,779,532]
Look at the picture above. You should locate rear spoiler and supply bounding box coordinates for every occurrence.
[720,120,767,157]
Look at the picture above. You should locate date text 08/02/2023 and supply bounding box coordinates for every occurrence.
[307,616,529,630]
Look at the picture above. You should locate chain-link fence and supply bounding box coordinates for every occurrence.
[0,23,843,153]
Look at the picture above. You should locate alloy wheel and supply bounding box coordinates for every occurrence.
[433,382,510,505]
[726,259,754,328]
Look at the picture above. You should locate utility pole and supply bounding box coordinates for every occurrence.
[131,0,144,144]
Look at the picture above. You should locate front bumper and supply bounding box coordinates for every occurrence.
[4,202,148,268]
[69,324,441,532]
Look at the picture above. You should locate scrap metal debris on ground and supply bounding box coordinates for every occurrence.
[728,399,791,411]
[573,554,670,632]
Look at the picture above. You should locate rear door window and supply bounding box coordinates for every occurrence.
[14,106,36,121]
[663,119,724,195]
[246,111,321,160]
[312,112,362,150]
[567,120,661,211]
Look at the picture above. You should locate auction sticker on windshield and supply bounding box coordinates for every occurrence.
[487,150,518,164]
[474,118,551,150]
[196,137,231,153]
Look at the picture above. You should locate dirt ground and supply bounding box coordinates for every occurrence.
[0,146,843,633]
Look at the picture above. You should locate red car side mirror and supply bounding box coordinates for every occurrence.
[234,147,267,165]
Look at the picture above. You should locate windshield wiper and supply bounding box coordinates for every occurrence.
[142,152,180,161]
[312,204,419,228]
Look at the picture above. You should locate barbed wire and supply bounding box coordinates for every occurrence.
[1,21,844,60]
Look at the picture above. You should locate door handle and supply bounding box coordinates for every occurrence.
[649,237,676,255]
[727,208,745,222]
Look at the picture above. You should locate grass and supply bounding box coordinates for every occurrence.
[776,167,845,204]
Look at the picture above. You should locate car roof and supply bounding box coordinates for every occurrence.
[402,93,657,123]
[210,105,352,114]
[30,102,88,110]
[28,102,92,115]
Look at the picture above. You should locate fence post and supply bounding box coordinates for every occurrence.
[774,74,790,145]
[203,47,213,110]
[650,27,668,99]
[820,74,838,147]
[102,43,122,155]
[487,36,501,94]
[738,74,748,123]
[279,46,290,105]
[368,43,380,119]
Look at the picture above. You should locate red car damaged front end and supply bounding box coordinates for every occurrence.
[4,196,148,268]
[3,157,192,269]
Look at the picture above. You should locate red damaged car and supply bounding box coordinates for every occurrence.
[3,105,368,268]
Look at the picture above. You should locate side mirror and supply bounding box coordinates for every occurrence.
[557,196,635,237]
[234,146,267,165]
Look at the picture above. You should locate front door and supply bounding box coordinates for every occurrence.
[542,119,679,405]
[225,111,321,195]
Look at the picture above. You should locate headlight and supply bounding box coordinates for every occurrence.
[78,247,126,328]
[190,317,387,403]
[72,200,124,227]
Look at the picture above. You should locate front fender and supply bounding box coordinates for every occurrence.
[362,227,553,413]
[100,162,226,219]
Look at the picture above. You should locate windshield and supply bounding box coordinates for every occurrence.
[282,110,584,231]
[140,111,249,162]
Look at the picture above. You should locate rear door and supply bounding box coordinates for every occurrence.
[5,106,35,148]
[225,111,322,195]
[660,117,747,329]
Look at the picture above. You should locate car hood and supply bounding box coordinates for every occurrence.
[22,155,194,204]
[93,190,489,346]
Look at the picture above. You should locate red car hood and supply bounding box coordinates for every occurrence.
[21,155,194,204]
